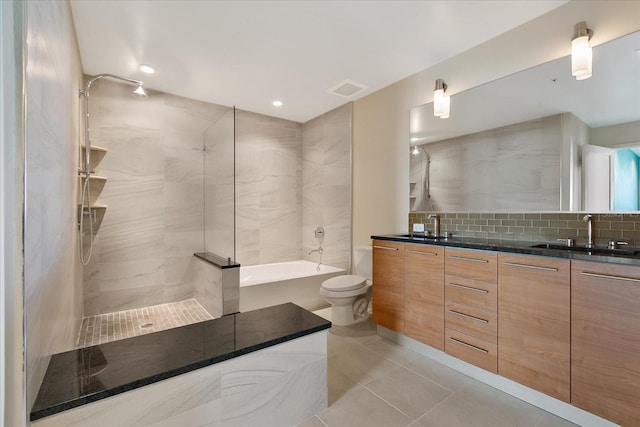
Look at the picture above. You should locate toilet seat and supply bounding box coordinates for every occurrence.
[321,275,366,292]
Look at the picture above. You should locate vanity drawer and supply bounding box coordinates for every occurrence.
[445,302,497,344]
[445,275,497,312]
[445,328,497,373]
[445,248,497,282]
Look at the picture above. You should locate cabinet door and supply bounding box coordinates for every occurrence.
[405,244,444,350]
[498,254,570,402]
[571,260,640,426]
[372,240,405,333]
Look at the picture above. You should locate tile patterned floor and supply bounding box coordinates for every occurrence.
[75,299,213,348]
[302,311,578,427]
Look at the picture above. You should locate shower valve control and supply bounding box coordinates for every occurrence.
[314,226,325,242]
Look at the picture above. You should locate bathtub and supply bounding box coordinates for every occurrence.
[239,260,345,312]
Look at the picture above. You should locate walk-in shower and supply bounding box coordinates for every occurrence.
[78,74,146,265]
[410,145,433,211]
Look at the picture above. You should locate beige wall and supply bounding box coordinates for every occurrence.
[24,0,84,412]
[1,1,26,425]
[83,79,230,315]
[302,103,352,271]
[352,0,640,247]
[235,110,304,266]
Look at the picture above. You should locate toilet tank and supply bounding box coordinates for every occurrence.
[353,246,372,281]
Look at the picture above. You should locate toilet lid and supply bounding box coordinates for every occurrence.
[321,275,366,292]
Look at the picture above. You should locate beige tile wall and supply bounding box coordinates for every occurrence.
[24,0,84,412]
[204,108,235,259]
[302,103,352,271]
[409,212,640,246]
[83,79,230,315]
[235,110,304,265]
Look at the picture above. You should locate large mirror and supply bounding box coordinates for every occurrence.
[409,31,640,213]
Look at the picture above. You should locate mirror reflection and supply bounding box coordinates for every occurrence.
[409,31,640,213]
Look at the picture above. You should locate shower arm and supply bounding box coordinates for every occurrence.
[79,74,144,175]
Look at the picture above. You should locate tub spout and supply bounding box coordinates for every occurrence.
[308,247,324,255]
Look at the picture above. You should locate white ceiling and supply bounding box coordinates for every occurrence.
[69,0,567,123]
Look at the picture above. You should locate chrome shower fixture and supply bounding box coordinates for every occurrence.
[81,73,146,100]
[78,73,147,266]
[79,74,147,175]
[132,83,147,97]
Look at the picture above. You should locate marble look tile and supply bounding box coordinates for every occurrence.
[302,104,351,272]
[534,412,579,427]
[220,332,327,427]
[25,0,84,411]
[358,336,420,366]
[163,143,203,185]
[365,366,451,419]
[318,386,412,427]
[32,361,222,427]
[404,356,472,392]
[328,343,400,386]
[298,415,328,427]
[98,258,164,292]
[163,279,194,303]
[164,182,203,232]
[418,379,543,427]
[193,257,223,318]
[99,285,165,314]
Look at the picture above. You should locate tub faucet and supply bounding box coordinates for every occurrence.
[309,246,323,255]
[583,214,594,248]
[428,214,440,237]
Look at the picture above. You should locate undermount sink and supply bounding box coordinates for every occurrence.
[530,243,638,256]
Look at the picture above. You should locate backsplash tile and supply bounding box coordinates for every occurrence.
[409,212,640,247]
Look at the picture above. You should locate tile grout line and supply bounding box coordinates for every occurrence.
[360,383,418,423]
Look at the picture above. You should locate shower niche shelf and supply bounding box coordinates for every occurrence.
[85,175,107,204]
[80,145,107,170]
[78,204,107,233]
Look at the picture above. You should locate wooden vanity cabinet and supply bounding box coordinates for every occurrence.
[444,248,498,373]
[404,244,444,350]
[571,260,640,427]
[372,240,405,333]
[498,254,570,403]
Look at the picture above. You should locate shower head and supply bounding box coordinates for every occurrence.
[132,84,147,97]
[83,73,146,97]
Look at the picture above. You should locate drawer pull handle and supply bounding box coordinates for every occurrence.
[447,283,489,294]
[580,271,640,283]
[407,250,437,256]
[448,337,489,354]
[373,245,398,251]
[449,255,489,263]
[502,262,558,272]
[449,310,489,324]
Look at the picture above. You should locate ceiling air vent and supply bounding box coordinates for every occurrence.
[328,79,368,98]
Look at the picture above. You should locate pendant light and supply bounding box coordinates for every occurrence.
[433,79,450,119]
[572,21,593,80]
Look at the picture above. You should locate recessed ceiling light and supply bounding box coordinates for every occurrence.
[272,100,283,107]
[138,64,155,74]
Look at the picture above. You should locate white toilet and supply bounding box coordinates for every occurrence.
[320,247,372,326]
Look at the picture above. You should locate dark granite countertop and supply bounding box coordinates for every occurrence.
[31,303,330,421]
[371,234,640,266]
[194,251,240,269]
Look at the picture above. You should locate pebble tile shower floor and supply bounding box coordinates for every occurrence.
[75,299,213,348]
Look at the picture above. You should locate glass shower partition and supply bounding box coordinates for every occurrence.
[203,107,235,261]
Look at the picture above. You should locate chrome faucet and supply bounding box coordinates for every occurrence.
[308,246,323,255]
[428,214,440,237]
[583,214,594,248]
